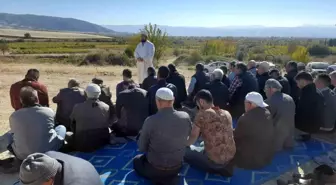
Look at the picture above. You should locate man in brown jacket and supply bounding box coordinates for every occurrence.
[233,92,275,169]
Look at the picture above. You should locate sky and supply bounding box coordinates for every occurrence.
[1,0,335,27]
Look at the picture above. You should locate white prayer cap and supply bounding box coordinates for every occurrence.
[85,83,101,99]
[156,87,174,101]
[141,31,148,37]
[245,92,268,108]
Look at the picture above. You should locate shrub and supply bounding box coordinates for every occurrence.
[308,44,331,56]
[188,51,203,65]
[124,46,134,58]
[84,53,104,65]
[24,33,31,39]
[173,48,181,57]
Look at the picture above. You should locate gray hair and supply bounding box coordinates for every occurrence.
[259,61,270,71]
[265,79,282,91]
[248,60,257,67]
[20,86,38,106]
[211,69,224,81]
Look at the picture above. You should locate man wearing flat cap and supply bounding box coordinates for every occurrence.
[19,151,102,185]
[264,79,295,152]
[134,32,155,85]
[134,87,191,185]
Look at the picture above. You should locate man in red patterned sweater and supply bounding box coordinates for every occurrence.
[10,69,49,110]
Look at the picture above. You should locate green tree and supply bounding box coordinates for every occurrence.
[141,23,169,62]
[173,48,181,57]
[24,33,31,39]
[0,40,9,55]
[308,44,331,56]
[291,46,310,63]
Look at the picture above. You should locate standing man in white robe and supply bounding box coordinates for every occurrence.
[134,33,155,85]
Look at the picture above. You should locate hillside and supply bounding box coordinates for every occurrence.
[104,25,336,38]
[0,13,117,35]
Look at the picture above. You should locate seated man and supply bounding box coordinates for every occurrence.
[114,80,148,137]
[92,77,116,121]
[147,66,178,115]
[204,69,230,109]
[185,90,235,176]
[134,88,191,185]
[167,64,188,109]
[70,84,110,152]
[220,65,230,87]
[116,69,138,96]
[295,72,325,139]
[233,92,275,169]
[19,152,102,185]
[264,79,295,151]
[142,67,157,91]
[8,86,66,160]
[53,79,86,130]
[315,74,336,131]
[10,69,49,110]
[269,69,291,95]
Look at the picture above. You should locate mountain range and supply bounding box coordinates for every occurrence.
[104,25,336,38]
[0,13,336,38]
[0,13,119,35]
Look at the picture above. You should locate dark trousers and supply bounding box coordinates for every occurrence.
[184,147,232,176]
[133,154,180,185]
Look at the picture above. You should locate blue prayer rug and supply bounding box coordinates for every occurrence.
[74,139,335,185]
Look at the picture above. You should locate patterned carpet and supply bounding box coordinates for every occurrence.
[74,139,335,185]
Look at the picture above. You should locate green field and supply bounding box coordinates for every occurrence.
[8,42,127,54]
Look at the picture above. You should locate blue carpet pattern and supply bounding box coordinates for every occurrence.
[74,139,335,185]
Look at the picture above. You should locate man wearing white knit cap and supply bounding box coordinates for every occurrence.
[19,151,102,185]
[69,83,111,152]
[233,91,275,169]
[134,88,191,185]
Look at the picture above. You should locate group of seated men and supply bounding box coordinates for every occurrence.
[0,59,336,185]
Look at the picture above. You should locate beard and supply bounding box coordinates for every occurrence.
[141,39,147,43]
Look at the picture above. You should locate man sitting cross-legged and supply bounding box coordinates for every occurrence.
[53,79,86,130]
[134,87,191,185]
[70,84,111,152]
[185,90,236,176]
[264,79,296,152]
[8,86,66,160]
[233,92,275,169]
[19,152,102,185]
[113,80,148,138]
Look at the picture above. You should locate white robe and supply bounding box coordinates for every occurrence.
[134,41,155,84]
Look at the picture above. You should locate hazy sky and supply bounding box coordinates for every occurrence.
[1,0,335,27]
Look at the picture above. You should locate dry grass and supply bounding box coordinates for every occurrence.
[0,28,111,39]
[0,61,194,135]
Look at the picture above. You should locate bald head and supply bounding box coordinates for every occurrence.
[20,86,38,106]
[211,69,224,81]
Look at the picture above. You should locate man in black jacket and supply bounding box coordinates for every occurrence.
[256,61,270,99]
[295,72,324,139]
[220,66,231,88]
[187,63,210,107]
[19,152,102,185]
[204,69,229,109]
[114,80,148,137]
[269,69,291,95]
[167,64,187,109]
[147,66,177,115]
[229,63,259,119]
[285,61,300,104]
[142,67,157,91]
